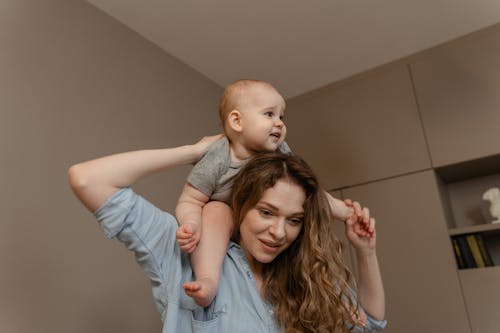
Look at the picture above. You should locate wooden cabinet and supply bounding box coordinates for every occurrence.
[285,62,430,189]
[436,155,500,269]
[342,171,470,333]
[459,267,500,333]
[435,156,500,333]
[410,24,500,168]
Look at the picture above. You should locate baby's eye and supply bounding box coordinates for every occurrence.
[279,114,284,121]
[264,111,274,117]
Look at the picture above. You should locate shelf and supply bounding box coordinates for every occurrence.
[435,153,500,183]
[449,223,500,236]
[436,171,500,230]
[435,156,500,271]
[459,265,500,274]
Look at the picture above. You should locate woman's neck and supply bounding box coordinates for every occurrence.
[241,246,265,296]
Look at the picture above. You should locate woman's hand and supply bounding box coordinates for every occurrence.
[343,200,376,254]
[192,134,224,161]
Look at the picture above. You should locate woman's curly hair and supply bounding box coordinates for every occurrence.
[231,152,360,333]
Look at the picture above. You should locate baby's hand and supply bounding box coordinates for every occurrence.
[176,222,201,253]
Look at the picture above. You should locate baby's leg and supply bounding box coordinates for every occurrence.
[183,201,233,307]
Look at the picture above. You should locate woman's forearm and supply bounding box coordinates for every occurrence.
[68,145,202,212]
[356,250,385,320]
[68,135,223,213]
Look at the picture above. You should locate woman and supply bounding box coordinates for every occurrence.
[68,135,386,333]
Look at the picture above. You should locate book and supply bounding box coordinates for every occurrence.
[466,234,485,268]
[475,234,494,267]
[451,238,466,269]
[455,236,477,269]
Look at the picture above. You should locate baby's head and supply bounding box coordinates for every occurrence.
[219,79,287,154]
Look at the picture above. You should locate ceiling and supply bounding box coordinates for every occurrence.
[87,0,500,98]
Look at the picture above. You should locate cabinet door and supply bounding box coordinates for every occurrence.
[343,171,470,333]
[410,24,500,167]
[285,62,430,189]
[459,267,500,333]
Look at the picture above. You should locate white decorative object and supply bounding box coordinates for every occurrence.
[482,187,500,224]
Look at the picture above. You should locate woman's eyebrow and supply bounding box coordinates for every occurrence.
[258,201,304,216]
[257,201,278,210]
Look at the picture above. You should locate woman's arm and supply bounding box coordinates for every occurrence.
[344,205,385,321]
[68,134,222,213]
[354,246,385,321]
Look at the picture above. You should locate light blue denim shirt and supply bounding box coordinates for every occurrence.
[94,188,387,333]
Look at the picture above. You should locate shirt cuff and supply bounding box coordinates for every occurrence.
[94,187,135,239]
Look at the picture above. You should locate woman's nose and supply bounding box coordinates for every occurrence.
[268,218,286,241]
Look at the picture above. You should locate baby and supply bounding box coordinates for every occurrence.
[175,79,353,306]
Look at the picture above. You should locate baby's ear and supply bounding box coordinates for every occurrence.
[228,110,243,132]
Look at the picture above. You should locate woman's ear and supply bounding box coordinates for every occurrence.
[228,110,243,132]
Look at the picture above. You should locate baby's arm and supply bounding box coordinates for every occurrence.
[175,183,210,253]
[325,192,374,236]
[324,191,353,221]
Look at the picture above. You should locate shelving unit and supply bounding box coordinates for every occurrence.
[449,223,500,236]
[435,154,500,332]
[435,154,500,270]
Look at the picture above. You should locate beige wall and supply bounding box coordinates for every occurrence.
[3,1,500,332]
[0,1,221,332]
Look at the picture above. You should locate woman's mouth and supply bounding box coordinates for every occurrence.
[259,239,281,253]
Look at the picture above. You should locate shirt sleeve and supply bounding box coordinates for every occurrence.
[341,287,387,332]
[348,297,387,332]
[278,141,292,154]
[93,188,186,314]
[361,310,387,332]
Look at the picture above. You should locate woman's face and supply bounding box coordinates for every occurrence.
[239,178,305,272]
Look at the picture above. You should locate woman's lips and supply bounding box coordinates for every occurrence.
[259,239,281,253]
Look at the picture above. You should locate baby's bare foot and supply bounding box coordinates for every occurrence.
[183,276,218,307]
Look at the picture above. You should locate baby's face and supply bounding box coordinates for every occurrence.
[237,85,287,153]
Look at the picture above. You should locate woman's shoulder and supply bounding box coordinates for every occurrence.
[94,187,177,239]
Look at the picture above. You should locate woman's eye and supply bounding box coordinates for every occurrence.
[289,218,303,225]
[260,209,273,217]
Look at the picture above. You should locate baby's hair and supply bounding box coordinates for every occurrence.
[218,79,278,130]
